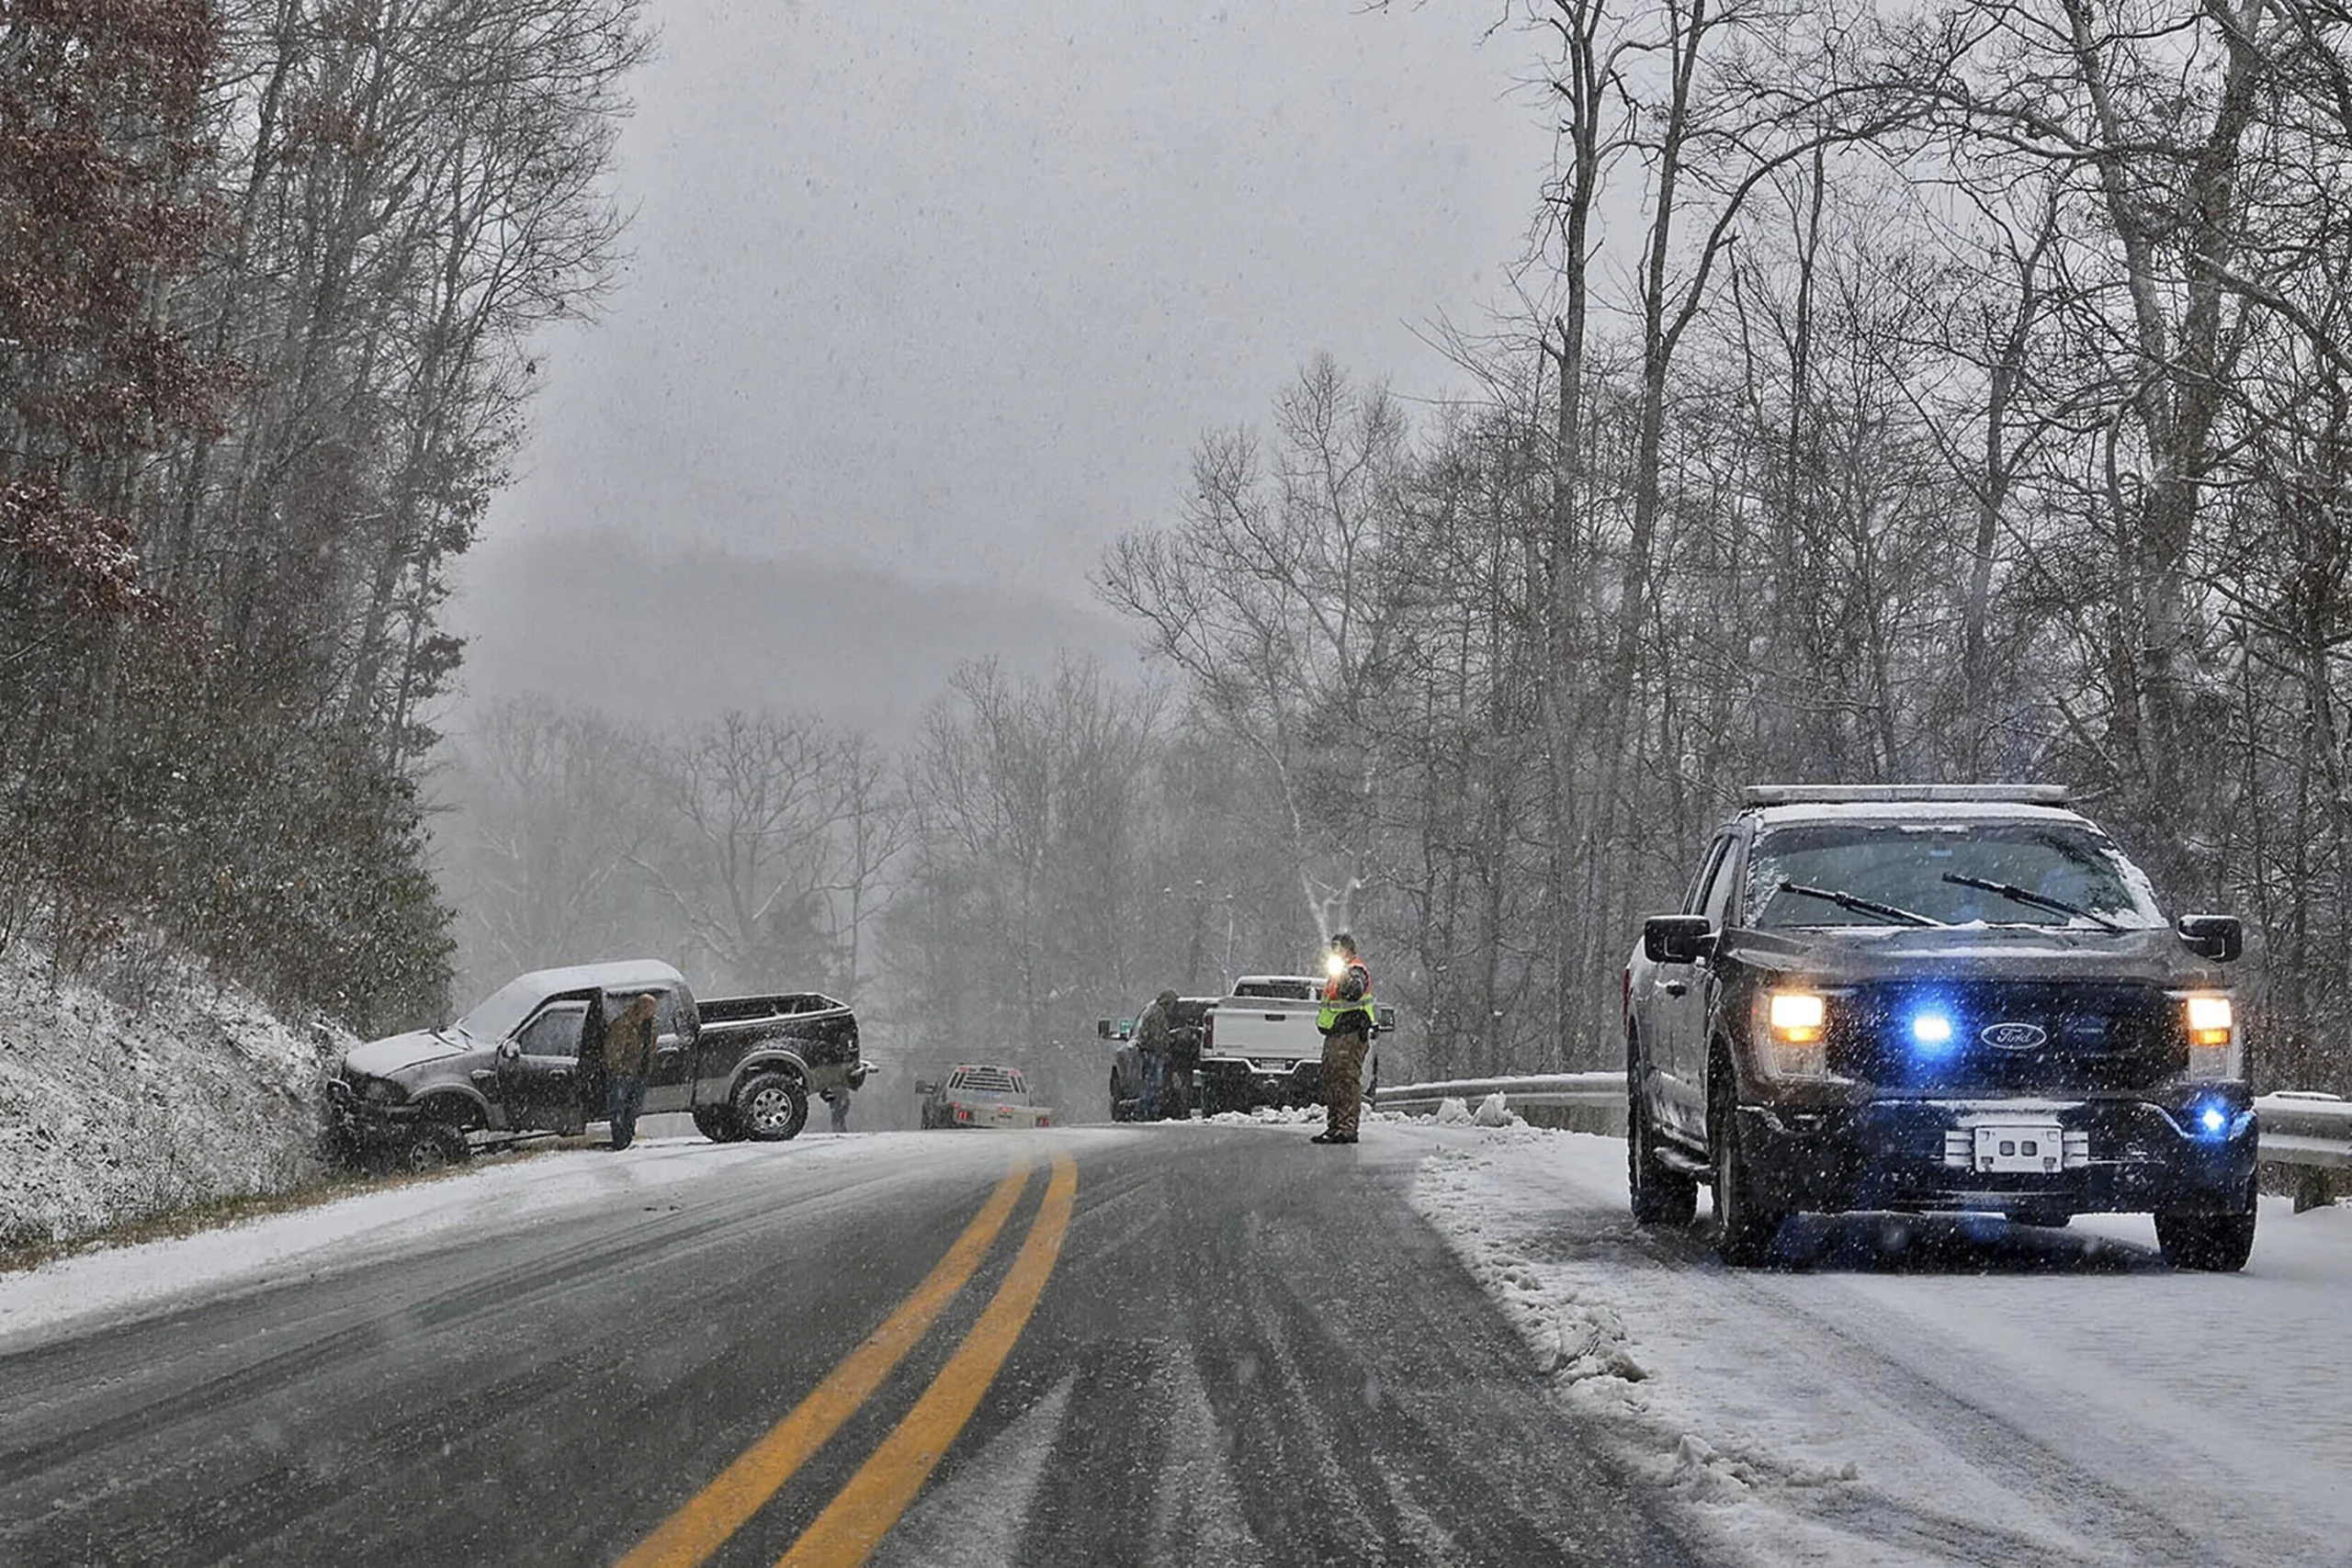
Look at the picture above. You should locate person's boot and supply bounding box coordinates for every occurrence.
[1310,1130,1338,1144]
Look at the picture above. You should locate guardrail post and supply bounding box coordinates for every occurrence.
[2294,1167,2337,1213]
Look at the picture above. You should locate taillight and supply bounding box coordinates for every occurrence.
[956,1106,971,1123]
[1203,1014,1215,1050]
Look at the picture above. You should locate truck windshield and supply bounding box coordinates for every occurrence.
[451,975,552,1042]
[1746,819,2162,930]
[1233,979,1315,1000]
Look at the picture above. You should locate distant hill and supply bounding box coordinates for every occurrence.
[437,531,1146,738]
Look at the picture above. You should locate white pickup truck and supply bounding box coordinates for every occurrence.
[916,1064,1057,1129]
[1195,975,1395,1116]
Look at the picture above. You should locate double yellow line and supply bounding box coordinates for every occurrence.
[619,1149,1078,1568]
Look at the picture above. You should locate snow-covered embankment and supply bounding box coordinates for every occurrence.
[0,942,345,1248]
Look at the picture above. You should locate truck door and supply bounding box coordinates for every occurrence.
[644,987,697,1113]
[501,999,593,1133]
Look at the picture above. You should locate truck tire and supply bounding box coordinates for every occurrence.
[1711,1057,1786,1267]
[395,1122,470,1174]
[693,1107,744,1143]
[1109,1072,1130,1122]
[2155,1181,2256,1271]
[1628,1033,1697,1227]
[734,1072,808,1142]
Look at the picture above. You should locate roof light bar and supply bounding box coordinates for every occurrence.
[1740,784,2072,807]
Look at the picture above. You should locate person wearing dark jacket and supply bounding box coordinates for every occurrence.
[1313,934,1374,1145]
[605,992,659,1149]
[1134,989,1176,1121]
[1163,997,1200,1121]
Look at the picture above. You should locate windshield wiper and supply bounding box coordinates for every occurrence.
[1940,871,2122,932]
[1775,881,1946,928]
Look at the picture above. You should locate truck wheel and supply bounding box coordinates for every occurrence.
[1628,1034,1698,1227]
[1711,1066,1786,1267]
[397,1122,470,1174]
[2155,1182,2256,1271]
[1109,1073,1130,1122]
[693,1107,744,1144]
[734,1072,808,1142]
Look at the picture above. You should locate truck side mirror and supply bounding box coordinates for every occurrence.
[1097,1018,1112,1039]
[495,1040,522,1065]
[914,1079,938,1097]
[1644,915,1714,964]
[2177,914,2244,963]
[1375,1005,1398,1032]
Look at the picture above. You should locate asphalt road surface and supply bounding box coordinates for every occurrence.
[0,1126,1702,1567]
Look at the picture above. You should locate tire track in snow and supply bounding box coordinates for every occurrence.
[1410,1130,2339,1568]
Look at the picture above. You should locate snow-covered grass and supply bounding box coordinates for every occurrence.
[1407,1122,2352,1568]
[0,941,349,1250]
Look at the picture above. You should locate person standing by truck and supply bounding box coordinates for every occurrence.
[1163,998,1201,1120]
[1312,935,1374,1145]
[605,992,659,1149]
[1134,989,1176,1121]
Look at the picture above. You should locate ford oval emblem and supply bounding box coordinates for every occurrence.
[1980,1021,2047,1050]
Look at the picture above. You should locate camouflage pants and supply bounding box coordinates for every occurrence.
[1321,1027,1368,1137]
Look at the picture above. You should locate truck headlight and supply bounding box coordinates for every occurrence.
[1768,991,1826,1043]
[1756,990,1839,1079]
[2178,993,2240,1080]
[2185,994,2233,1045]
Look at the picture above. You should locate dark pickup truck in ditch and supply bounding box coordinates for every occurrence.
[1625,785,2256,1269]
[329,959,865,1168]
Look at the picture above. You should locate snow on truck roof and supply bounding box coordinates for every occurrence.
[1737,785,2095,831]
[1741,784,2070,807]
[455,959,685,1041]
[1748,801,2096,830]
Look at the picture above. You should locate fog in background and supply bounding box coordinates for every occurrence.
[444,0,1549,731]
[424,5,1553,1117]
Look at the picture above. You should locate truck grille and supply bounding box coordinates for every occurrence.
[1830,981,2186,1093]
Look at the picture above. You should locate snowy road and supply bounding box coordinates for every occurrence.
[2,1120,2345,1566]
[0,1123,1690,1566]
[1413,1123,2352,1568]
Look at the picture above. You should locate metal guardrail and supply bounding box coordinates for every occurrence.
[2256,1093,2352,1211]
[1371,1072,1624,1115]
[1373,1077,2351,1205]
[2256,1092,2352,1169]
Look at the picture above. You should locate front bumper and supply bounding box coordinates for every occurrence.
[327,1077,425,1129]
[1736,1092,2257,1217]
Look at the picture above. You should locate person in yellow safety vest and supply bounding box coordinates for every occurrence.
[1312,932,1374,1145]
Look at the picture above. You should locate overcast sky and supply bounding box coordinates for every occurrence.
[458,1,1555,609]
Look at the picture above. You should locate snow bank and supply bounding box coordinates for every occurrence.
[0,941,346,1248]
[1472,1090,1519,1127]
[1197,1105,1412,1128]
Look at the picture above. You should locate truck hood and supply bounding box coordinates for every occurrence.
[1719,923,2229,988]
[344,1029,469,1078]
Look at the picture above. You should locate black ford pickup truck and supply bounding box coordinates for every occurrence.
[1624,785,2256,1269]
[329,959,865,1168]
